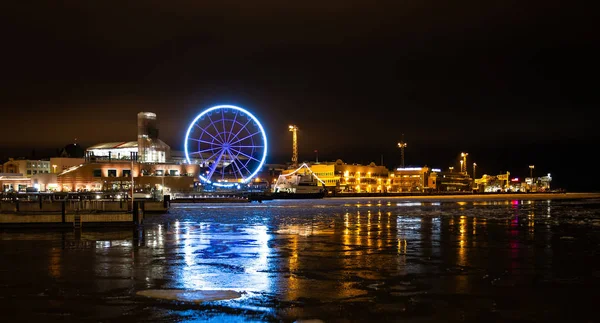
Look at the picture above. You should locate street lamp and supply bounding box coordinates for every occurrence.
[460,152,468,174]
[472,162,477,193]
[460,160,463,174]
[52,164,57,174]
[397,134,407,168]
[449,166,454,173]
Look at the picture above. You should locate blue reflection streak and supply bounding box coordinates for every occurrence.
[176,223,272,294]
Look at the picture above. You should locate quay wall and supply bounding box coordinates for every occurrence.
[0,200,152,228]
[0,200,168,214]
[0,212,142,228]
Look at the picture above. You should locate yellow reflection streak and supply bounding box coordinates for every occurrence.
[458,216,467,267]
[48,249,61,279]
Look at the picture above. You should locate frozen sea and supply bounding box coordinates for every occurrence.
[1,196,600,322]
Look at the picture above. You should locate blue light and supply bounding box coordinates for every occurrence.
[184,104,268,185]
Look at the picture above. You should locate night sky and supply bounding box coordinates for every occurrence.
[1,1,597,191]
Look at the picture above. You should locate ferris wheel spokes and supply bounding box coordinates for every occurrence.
[184,105,267,186]
[228,147,261,163]
[226,110,240,143]
[188,138,223,147]
[206,113,227,144]
[194,124,223,145]
[228,152,252,178]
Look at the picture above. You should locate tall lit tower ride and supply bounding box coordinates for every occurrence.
[397,134,407,168]
[289,125,299,168]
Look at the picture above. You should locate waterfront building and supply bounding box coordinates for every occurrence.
[524,173,552,192]
[86,141,140,161]
[431,170,472,192]
[0,173,30,192]
[137,112,171,163]
[31,173,58,192]
[2,158,51,177]
[392,167,430,192]
[49,157,86,174]
[307,163,340,191]
[334,160,389,193]
[56,161,200,193]
[85,112,171,163]
[475,172,511,192]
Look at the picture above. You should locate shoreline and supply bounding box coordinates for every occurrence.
[323,192,600,201]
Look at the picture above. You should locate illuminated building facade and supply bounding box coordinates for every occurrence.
[0,173,31,192]
[56,161,200,192]
[474,172,511,192]
[49,157,85,174]
[2,158,51,177]
[85,112,170,164]
[86,141,139,161]
[335,160,390,193]
[31,173,58,192]
[522,173,552,192]
[392,167,430,192]
[278,163,339,192]
[137,112,170,163]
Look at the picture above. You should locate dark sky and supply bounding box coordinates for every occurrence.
[1,1,597,190]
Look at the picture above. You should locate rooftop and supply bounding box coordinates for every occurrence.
[87,141,138,150]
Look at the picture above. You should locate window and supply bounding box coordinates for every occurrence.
[93,169,102,177]
[123,169,131,177]
[27,170,31,175]
[107,169,117,177]
[169,170,178,176]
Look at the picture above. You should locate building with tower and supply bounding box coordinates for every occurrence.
[84,112,170,163]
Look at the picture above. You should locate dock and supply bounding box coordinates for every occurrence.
[0,200,168,228]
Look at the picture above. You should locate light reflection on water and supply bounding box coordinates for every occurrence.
[1,198,600,321]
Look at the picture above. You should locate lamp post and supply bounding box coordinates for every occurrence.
[460,160,463,174]
[460,152,468,174]
[472,162,477,193]
[397,134,407,168]
[52,164,57,174]
[449,166,454,173]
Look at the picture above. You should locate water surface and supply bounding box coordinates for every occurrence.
[1,197,599,322]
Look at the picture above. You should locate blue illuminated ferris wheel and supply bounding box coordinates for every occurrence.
[184,105,268,187]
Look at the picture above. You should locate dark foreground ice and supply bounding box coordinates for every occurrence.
[1,197,600,322]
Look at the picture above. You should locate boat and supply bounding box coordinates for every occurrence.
[271,163,327,199]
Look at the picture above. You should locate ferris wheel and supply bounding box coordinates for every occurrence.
[184,105,268,187]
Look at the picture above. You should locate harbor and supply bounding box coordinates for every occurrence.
[0,198,167,228]
[2,196,600,322]
[2,191,599,229]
